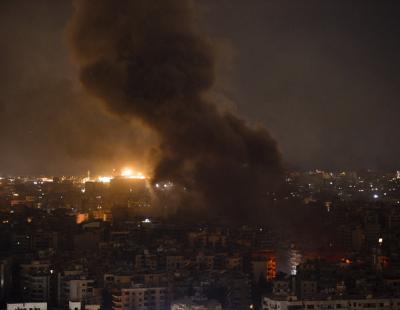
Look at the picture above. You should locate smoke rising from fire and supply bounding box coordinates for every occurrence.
[68,0,283,221]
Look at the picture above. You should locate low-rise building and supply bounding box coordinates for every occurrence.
[171,297,222,310]
[262,296,400,310]
[7,302,47,310]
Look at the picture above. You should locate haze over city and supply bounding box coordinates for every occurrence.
[1,1,400,310]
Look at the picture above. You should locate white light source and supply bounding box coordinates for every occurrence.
[97,176,112,183]
[121,168,133,177]
[121,167,145,179]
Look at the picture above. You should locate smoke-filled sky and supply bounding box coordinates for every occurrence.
[1,0,400,175]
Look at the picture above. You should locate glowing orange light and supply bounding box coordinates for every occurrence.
[97,176,112,183]
[76,213,88,224]
[121,168,133,177]
[121,167,145,179]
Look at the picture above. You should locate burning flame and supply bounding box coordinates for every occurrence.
[82,167,146,184]
[121,167,145,179]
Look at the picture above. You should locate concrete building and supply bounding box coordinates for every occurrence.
[272,279,291,297]
[104,274,134,288]
[69,279,95,303]
[262,296,400,310]
[69,301,100,310]
[25,274,50,302]
[58,272,96,305]
[299,280,318,298]
[171,297,222,310]
[20,261,52,302]
[112,285,169,310]
[7,302,47,310]
[384,277,400,296]
[57,268,86,305]
[252,251,277,282]
[166,255,187,271]
[135,254,159,272]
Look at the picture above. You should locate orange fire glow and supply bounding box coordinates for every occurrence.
[121,167,146,179]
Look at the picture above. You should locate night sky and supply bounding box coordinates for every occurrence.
[1,0,400,175]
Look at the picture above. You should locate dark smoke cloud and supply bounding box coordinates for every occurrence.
[68,0,283,221]
[0,0,152,176]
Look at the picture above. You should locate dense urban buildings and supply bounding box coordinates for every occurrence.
[1,170,400,309]
[2,0,400,309]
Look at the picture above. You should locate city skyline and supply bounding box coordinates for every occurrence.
[1,1,400,309]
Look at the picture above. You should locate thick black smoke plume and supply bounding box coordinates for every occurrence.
[68,0,283,221]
